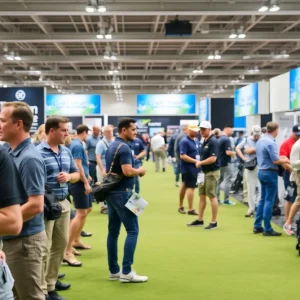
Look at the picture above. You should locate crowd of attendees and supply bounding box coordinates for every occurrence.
[0,100,300,299]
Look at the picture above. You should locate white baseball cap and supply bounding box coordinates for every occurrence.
[200,121,212,129]
[252,125,262,136]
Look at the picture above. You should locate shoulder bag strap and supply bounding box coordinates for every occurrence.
[108,143,124,173]
[102,139,109,149]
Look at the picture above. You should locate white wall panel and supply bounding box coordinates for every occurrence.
[270,72,290,113]
[258,81,270,114]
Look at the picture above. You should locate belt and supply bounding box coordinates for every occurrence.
[89,160,97,164]
[110,188,133,193]
[260,169,278,172]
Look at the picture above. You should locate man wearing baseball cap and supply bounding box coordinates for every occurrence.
[188,121,221,230]
[178,124,200,215]
[281,125,300,235]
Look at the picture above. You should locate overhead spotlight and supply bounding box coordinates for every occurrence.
[258,0,280,12]
[208,53,214,60]
[97,34,104,39]
[269,4,280,12]
[248,66,260,73]
[14,55,21,61]
[229,29,237,39]
[258,4,269,12]
[98,5,106,12]
[105,34,112,39]
[111,53,117,60]
[4,54,14,60]
[104,51,110,60]
[86,0,96,12]
[193,66,204,74]
[214,51,221,59]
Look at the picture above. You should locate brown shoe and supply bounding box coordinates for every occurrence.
[188,210,198,216]
[178,207,186,214]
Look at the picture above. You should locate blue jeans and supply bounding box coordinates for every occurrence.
[172,160,180,182]
[134,161,141,194]
[254,170,278,232]
[106,191,139,275]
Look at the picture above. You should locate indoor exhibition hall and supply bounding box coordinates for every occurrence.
[0,1,300,300]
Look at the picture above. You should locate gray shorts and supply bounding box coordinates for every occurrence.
[0,260,13,300]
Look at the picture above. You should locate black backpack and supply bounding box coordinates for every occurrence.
[44,184,63,221]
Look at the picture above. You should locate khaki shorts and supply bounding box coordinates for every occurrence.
[199,170,220,198]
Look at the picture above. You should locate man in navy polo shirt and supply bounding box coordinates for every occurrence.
[0,101,46,300]
[216,125,236,205]
[105,118,147,283]
[69,125,93,252]
[37,116,80,300]
[178,125,200,215]
[128,138,145,194]
[86,125,101,184]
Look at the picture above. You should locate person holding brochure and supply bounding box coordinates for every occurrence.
[105,118,148,283]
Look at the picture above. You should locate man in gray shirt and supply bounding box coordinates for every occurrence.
[174,124,188,164]
[0,101,46,300]
[236,125,262,217]
[85,125,101,184]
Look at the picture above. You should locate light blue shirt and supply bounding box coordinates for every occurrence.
[86,135,100,161]
[256,134,280,170]
[95,138,113,169]
[236,136,258,161]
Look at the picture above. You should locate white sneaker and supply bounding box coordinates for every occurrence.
[109,271,121,281]
[175,182,180,187]
[120,271,148,283]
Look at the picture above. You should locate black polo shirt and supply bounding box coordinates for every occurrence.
[199,135,220,173]
[218,135,232,167]
[0,145,26,209]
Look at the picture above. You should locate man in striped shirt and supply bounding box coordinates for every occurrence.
[36,116,79,300]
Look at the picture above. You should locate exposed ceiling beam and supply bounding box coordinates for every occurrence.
[2,54,298,63]
[0,3,300,16]
[1,32,299,42]
[3,69,287,77]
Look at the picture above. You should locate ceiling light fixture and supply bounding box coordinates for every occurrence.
[258,0,280,12]
[207,52,214,60]
[214,51,221,59]
[105,34,112,40]
[229,29,237,39]
[98,5,106,12]
[248,66,260,73]
[193,66,204,74]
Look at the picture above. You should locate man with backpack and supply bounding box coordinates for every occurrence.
[96,125,115,213]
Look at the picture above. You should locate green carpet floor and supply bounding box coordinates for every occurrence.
[60,162,298,300]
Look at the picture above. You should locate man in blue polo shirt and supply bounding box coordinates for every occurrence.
[128,138,145,194]
[37,116,80,300]
[86,125,101,184]
[105,118,147,283]
[178,125,200,215]
[216,125,236,205]
[0,101,46,300]
[253,122,289,236]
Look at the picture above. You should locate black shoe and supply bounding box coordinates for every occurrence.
[55,281,71,291]
[263,230,282,237]
[162,168,166,172]
[187,220,204,227]
[204,222,218,230]
[187,209,198,216]
[48,291,67,300]
[57,274,65,280]
[253,227,264,234]
[81,231,92,237]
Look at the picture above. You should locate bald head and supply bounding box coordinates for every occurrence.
[103,125,114,141]
[92,125,101,137]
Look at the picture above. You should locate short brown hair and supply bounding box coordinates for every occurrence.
[3,101,33,132]
[266,122,279,133]
[76,124,89,135]
[45,116,69,134]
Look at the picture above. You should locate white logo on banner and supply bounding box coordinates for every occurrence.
[15,90,26,101]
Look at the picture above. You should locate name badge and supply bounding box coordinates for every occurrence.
[60,183,67,188]
[196,155,200,161]
[197,173,205,184]
[132,150,135,157]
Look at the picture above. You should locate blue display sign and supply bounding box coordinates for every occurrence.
[199,98,209,122]
[137,94,196,115]
[234,83,259,117]
[46,94,101,116]
[290,67,300,110]
[0,87,45,133]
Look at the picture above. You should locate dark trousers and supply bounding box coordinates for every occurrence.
[106,191,139,275]
[89,161,97,183]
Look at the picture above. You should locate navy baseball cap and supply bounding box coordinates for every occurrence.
[292,125,300,135]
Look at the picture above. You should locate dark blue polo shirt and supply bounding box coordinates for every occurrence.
[199,135,220,173]
[218,135,232,167]
[105,137,134,191]
[70,139,89,180]
[128,138,145,164]
[4,138,45,239]
[179,135,199,176]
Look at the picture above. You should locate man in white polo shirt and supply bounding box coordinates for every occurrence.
[150,132,166,172]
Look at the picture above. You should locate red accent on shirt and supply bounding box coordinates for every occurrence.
[279,137,295,159]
